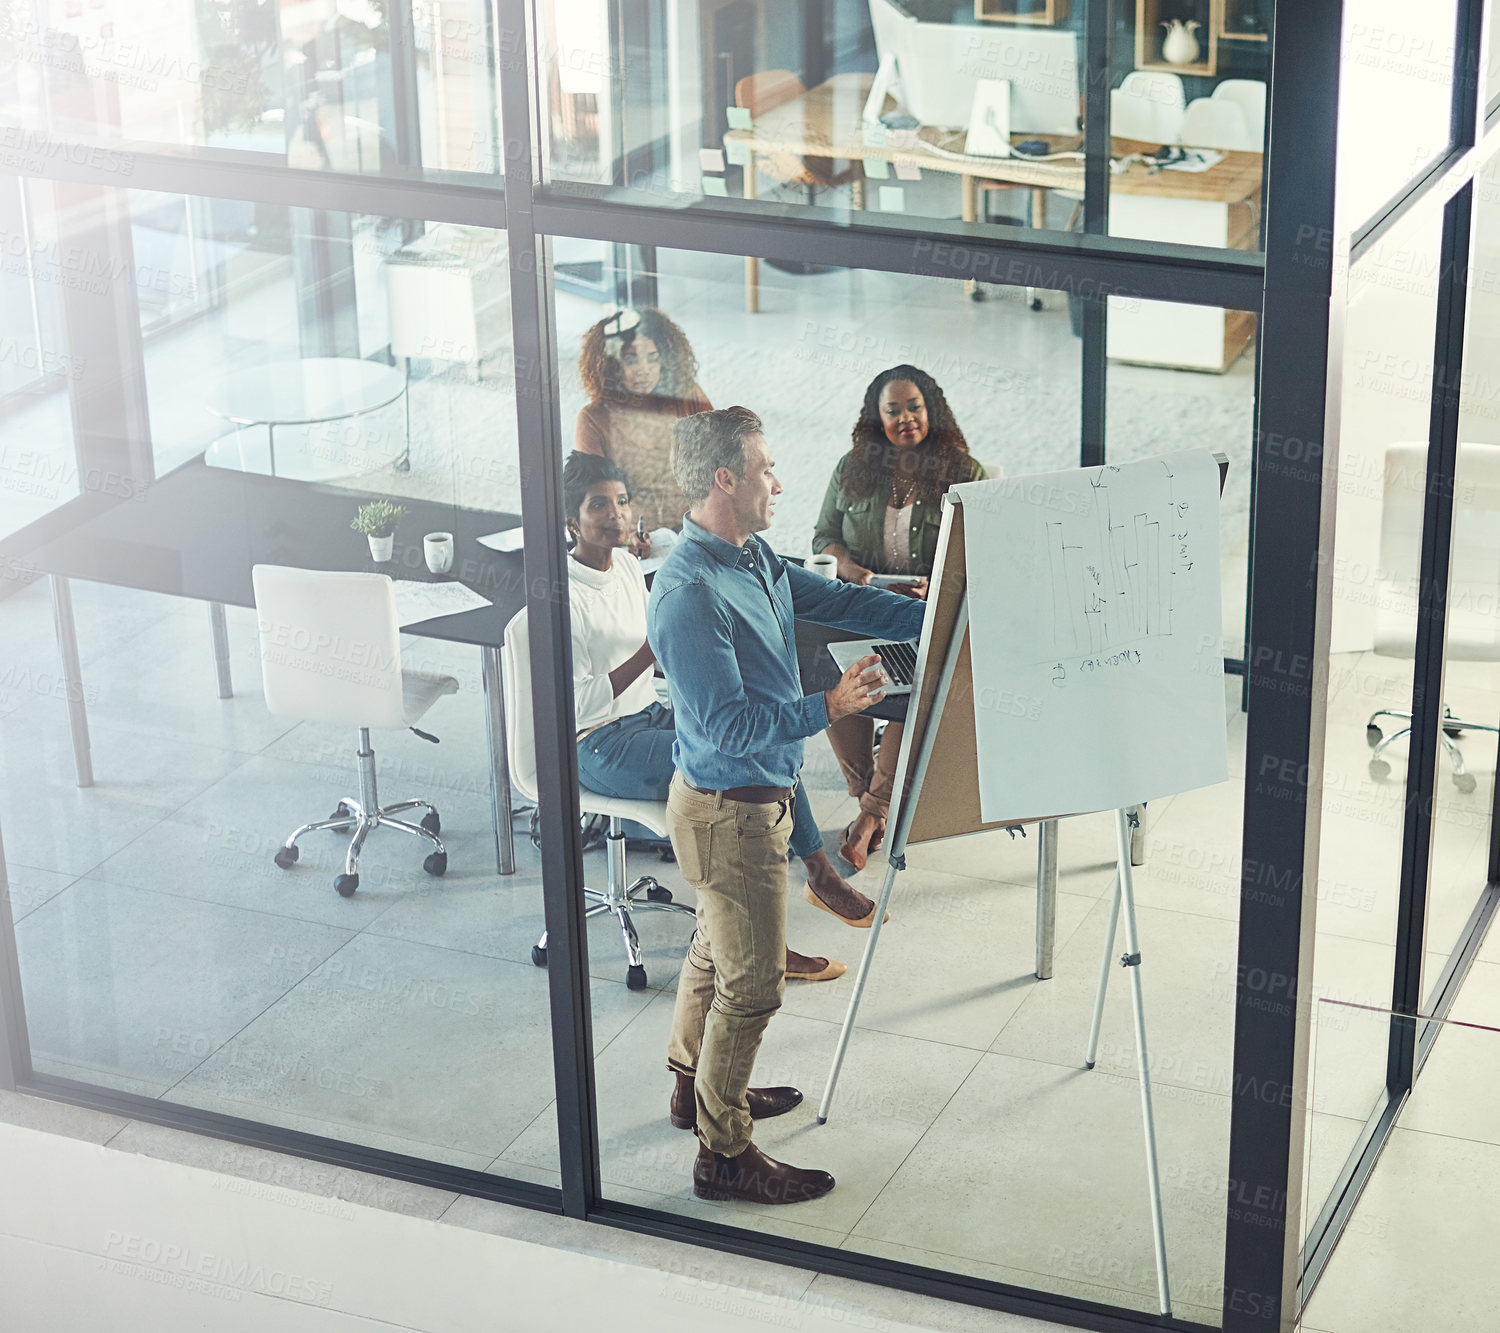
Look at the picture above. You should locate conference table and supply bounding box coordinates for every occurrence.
[26,460,525,874]
[26,471,1067,956]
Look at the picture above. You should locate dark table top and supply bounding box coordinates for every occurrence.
[22,461,908,718]
[22,460,526,648]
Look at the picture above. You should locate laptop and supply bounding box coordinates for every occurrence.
[827,638,920,697]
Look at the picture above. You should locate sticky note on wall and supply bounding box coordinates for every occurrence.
[879,186,905,211]
[726,107,752,130]
[894,160,921,181]
[702,177,728,197]
[863,157,890,179]
[725,139,751,167]
[699,148,725,173]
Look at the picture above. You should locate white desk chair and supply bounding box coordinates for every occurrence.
[1211,80,1266,151]
[503,608,696,990]
[1179,98,1255,152]
[253,565,457,897]
[1366,443,1500,792]
[1111,71,1185,144]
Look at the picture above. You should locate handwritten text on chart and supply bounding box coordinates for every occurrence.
[1052,648,1144,686]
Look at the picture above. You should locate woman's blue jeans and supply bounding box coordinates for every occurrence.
[575,702,823,859]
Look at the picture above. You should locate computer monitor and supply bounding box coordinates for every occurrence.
[867,0,1080,136]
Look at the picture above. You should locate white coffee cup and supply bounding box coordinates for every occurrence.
[806,553,838,580]
[423,532,455,574]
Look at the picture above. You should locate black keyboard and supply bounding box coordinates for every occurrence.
[873,640,919,687]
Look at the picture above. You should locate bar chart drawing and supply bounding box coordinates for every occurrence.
[1047,461,1186,657]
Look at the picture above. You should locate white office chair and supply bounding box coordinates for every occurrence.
[1111,71,1186,144]
[1179,98,1256,152]
[1211,79,1266,152]
[1366,443,1500,792]
[253,565,457,897]
[503,608,695,990]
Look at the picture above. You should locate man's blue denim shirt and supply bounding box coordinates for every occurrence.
[648,515,927,790]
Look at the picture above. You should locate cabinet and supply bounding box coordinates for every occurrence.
[382,225,511,374]
[974,0,1071,23]
[1134,0,1221,78]
[1218,0,1269,42]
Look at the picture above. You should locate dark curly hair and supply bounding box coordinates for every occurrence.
[841,365,972,504]
[578,307,700,402]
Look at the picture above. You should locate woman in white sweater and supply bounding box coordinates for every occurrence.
[564,453,884,982]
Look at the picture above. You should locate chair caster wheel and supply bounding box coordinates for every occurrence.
[626,965,648,991]
[1366,725,1383,748]
[394,453,411,473]
[330,802,352,822]
[274,845,298,870]
[531,945,548,968]
[646,884,673,903]
[1454,772,1477,794]
[335,873,359,898]
[1029,297,1043,311]
[1444,726,1465,739]
[420,810,440,834]
[1369,759,1391,781]
[423,852,447,876]
[968,286,985,302]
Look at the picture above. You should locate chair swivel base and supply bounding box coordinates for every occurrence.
[532,816,698,988]
[274,797,447,896]
[1366,705,1497,794]
[532,871,693,989]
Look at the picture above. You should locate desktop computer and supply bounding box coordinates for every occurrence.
[866,0,1080,136]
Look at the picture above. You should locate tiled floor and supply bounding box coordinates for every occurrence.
[1,567,1495,1326]
[1299,963,1500,1331]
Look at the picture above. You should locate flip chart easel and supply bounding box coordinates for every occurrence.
[815,456,1227,1319]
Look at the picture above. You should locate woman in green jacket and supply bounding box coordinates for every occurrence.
[811,364,987,870]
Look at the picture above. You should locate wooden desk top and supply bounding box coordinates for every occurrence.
[724,72,1263,207]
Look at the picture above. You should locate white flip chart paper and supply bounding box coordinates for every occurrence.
[953,450,1227,821]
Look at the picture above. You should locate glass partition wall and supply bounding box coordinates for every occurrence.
[7,3,1492,1332]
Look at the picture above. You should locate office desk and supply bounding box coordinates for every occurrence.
[725,73,1262,369]
[26,461,526,873]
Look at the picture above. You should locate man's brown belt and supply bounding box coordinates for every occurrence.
[686,781,793,804]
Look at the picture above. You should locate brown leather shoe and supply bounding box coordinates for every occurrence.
[692,1140,835,1204]
[669,1071,804,1131]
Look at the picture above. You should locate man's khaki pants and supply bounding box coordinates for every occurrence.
[664,774,793,1156]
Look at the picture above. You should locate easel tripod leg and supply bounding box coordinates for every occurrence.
[817,856,901,1123]
[1114,807,1171,1316]
[1085,870,1121,1069]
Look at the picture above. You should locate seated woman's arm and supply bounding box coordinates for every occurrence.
[608,641,656,697]
[571,604,655,730]
[810,460,873,585]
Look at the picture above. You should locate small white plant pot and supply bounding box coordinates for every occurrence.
[368,534,395,562]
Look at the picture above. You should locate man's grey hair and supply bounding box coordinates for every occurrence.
[671,407,764,506]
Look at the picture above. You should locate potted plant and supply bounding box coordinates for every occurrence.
[351,500,406,562]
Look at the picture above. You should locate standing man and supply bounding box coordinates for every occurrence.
[649,407,927,1205]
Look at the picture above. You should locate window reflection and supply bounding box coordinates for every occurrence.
[0,1,500,176]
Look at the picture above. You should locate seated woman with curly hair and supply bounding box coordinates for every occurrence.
[811,364,988,872]
[574,308,711,534]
